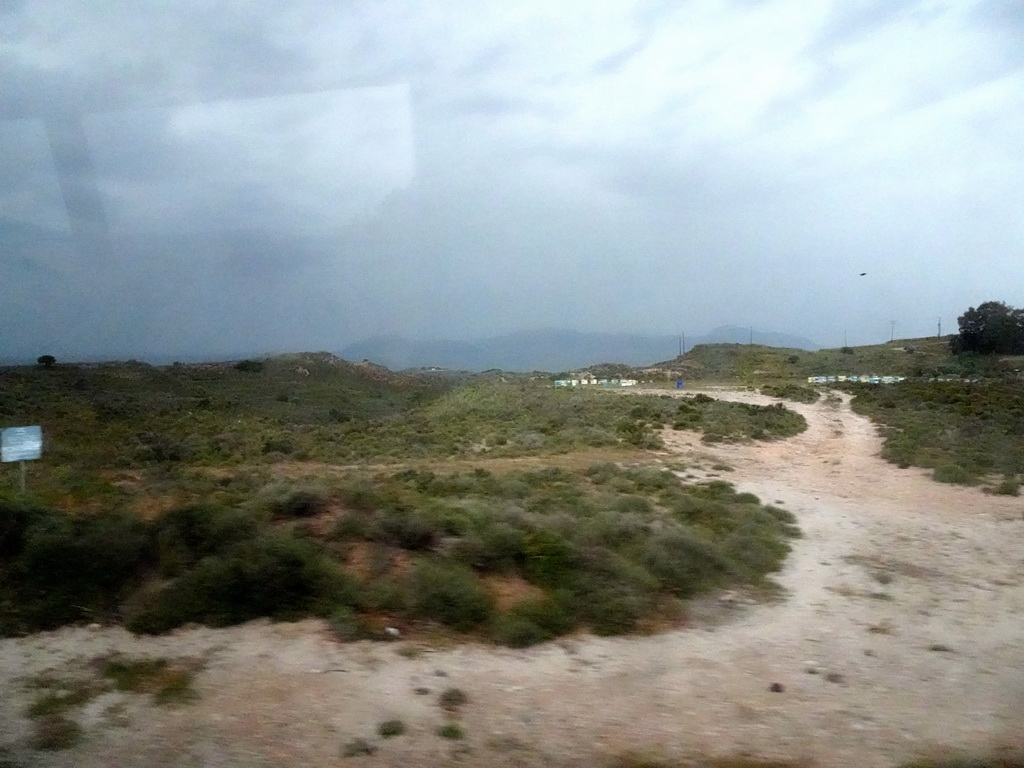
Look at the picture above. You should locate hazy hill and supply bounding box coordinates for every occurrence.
[647,336,958,381]
[341,326,820,372]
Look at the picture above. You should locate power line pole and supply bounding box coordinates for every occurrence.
[937,317,942,337]
[749,326,753,344]
[890,320,896,342]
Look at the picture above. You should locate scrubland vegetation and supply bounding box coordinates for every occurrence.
[0,355,805,641]
[846,379,1024,490]
[0,463,800,642]
[0,355,804,486]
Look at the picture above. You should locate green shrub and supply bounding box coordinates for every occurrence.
[764,506,801,538]
[470,521,528,572]
[407,560,493,630]
[439,687,468,711]
[2,507,152,633]
[491,596,573,647]
[641,529,731,597]
[341,737,376,757]
[153,504,261,577]
[327,606,369,642]
[127,534,355,633]
[362,577,407,612]
[523,528,575,587]
[436,722,464,739]
[991,477,1021,496]
[611,494,655,515]
[491,613,550,648]
[720,518,793,580]
[263,485,329,519]
[573,583,648,636]
[369,507,438,550]
[760,384,819,403]
[29,714,83,751]
[584,462,619,484]
[377,719,406,738]
[932,463,974,485]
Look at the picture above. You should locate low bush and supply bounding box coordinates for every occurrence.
[436,722,464,740]
[377,719,405,738]
[407,560,494,631]
[898,758,1024,768]
[439,687,468,711]
[491,612,550,648]
[262,484,329,519]
[990,476,1021,496]
[0,504,152,634]
[932,463,975,485]
[760,384,820,403]
[127,533,356,633]
[153,504,261,577]
[491,596,573,648]
[29,714,83,751]
[697,400,807,443]
[641,528,732,597]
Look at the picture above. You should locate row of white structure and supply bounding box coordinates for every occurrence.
[554,378,639,387]
[807,375,906,384]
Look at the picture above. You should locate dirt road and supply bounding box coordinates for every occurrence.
[2,390,1023,767]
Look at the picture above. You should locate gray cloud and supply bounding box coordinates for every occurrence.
[2,0,1023,363]
[83,85,414,233]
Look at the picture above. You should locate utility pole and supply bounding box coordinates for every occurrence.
[890,320,896,342]
[843,330,848,348]
[749,326,753,345]
[937,317,942,337]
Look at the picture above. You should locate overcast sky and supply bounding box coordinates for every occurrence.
[2,0,1022,362]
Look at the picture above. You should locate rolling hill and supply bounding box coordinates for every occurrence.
[341,326,820,372]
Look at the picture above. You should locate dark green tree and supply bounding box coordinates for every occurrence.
[951,302,1024,355]
[36,355,56,368]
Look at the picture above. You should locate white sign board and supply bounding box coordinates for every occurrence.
[1,426,43,462]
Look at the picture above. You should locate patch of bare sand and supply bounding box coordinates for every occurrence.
[2,390,1023,768]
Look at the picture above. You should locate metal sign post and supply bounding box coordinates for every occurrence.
[1,426,43,493]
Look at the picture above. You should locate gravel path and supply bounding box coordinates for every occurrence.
[2,390,1023,767]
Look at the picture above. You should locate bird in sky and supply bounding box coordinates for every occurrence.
[859,272,867,276]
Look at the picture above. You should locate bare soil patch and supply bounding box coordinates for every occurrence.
[2,390,1023,767]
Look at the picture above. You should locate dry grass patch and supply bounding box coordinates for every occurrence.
[482,574,548,611]
[95,654,203,705]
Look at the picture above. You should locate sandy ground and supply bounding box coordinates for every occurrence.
[2,390,1023,767]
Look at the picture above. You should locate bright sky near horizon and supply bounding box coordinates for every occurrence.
[2,0,1022,361]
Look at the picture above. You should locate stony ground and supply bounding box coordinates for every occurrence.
[2,389,1023,768]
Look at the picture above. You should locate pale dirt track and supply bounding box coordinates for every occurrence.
[2,390,1024,767]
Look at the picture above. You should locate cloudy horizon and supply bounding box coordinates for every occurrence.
[2,0,1022,363]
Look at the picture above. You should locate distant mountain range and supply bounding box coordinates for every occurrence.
[340,326,821,372]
